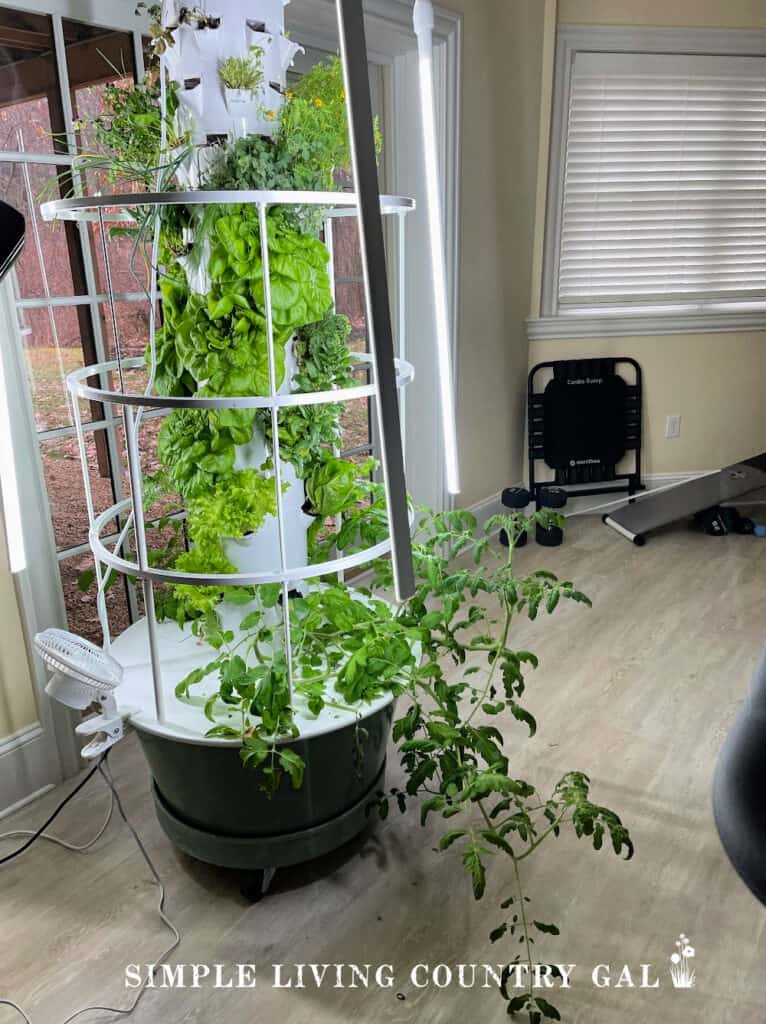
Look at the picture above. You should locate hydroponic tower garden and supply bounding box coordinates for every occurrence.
[42,0,416,892]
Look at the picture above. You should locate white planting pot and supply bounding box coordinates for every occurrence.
[223,458,313,573]
[176,82,204,129]
[223,87,255,138]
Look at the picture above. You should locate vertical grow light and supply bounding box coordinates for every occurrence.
[0,201,26,573]
[413,0,461,496]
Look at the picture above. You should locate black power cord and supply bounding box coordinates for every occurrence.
[0,755,105,866]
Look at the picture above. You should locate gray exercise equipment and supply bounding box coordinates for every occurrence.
[603,453,766,546]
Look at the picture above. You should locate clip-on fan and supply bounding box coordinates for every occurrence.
[34,629,127,758]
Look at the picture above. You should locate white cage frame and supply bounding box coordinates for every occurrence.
[42,188,414,726]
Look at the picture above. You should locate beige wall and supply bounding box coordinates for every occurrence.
[532,333,766,474]
[524,1,766,480]
[0,515,37,739]
[559,0,766,28]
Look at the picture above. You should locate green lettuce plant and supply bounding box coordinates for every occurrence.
[257,312,354,477]
[208,206,332,328]
[185,467,279,551]
[155,409,236,500]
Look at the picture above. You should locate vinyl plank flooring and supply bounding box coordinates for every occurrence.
[2,517,765,1023]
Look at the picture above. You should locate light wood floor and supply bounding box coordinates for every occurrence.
[2,516,766,1024]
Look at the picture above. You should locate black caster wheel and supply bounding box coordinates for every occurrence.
[239,867,276,902]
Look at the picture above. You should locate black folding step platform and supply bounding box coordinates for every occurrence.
[528,357,643,504]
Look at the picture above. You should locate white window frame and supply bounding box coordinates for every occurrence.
[530,24,766,341]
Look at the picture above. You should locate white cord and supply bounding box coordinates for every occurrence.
[0,791,114,853]
[563,470,720,519]
[0,761,180,1024]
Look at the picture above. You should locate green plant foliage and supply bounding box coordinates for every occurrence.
[308,477,390,562]
[155,409,236,499]
[204,134,297,192]
[172,544,238,621]
[177,582,410,794]
[175,286,282,398]
[155,467,281,620]
[293,311,355,391]
[257,311,354,477]
[279,55,381,190]
[209,206,332,328]
[135,1,175,56]
[368,508,633,1022]
[304,455,376,559]
[186,467,279,552]
[76,70,184,189]
[151,275,196,396]
[218,47,264,93]
[171,506,633,1019]
[155,207,334,460]
[305,456,364,517]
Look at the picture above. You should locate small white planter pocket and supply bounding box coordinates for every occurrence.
[245,26,273,58]
[278,36,303,75]
[176,78,204,127]
[191,20,222,59]
[223,85,253,111]
[223,86,254,138]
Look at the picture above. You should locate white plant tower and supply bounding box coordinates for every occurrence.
[41,0,415,750]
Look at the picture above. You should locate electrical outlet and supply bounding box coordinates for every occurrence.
[665,414,681,439]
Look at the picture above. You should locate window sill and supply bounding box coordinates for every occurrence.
[526,309,766,342]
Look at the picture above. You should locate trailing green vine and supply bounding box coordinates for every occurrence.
[373,508,634,1022]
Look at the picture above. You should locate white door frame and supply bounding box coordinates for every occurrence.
[0,274,78,806]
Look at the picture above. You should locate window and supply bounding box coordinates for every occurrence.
[0,8,147,643]
[538,27,766,336]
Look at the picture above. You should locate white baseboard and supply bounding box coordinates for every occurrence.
[463,472,716,523]
[463,491,507,528]
[0,722,42,758]
[0,722,59,818]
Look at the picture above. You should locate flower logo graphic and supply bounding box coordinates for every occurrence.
[669,933,696,988]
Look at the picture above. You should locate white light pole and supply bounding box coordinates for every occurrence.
[413,0,461,496]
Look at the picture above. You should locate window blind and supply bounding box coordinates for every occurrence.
[558,52,766,311]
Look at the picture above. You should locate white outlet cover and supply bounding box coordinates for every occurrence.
[665,414,681,439]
